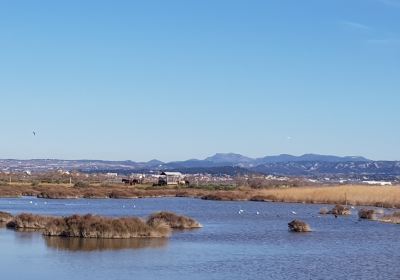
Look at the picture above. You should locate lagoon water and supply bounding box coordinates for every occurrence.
[1,196,399,280]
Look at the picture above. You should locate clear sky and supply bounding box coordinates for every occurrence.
[0,0,399,161]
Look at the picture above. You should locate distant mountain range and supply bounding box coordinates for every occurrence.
[2,153,400,178]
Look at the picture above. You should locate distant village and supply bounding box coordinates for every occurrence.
[0,158,399,187]
[0,168,397,187]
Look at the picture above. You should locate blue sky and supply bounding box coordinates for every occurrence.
[0,0,399,161]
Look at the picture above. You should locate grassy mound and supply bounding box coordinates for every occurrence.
[327,205,351,216]
[147,212,202,229]
[6,211,201,238]
[288,220,311,232]
[358,209,377,220]
[44,214,171,238]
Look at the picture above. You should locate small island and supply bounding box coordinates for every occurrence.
[4,211,201,239]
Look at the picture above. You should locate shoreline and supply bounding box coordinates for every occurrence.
[1,183,400,209]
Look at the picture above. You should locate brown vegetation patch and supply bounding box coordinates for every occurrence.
[358,209,376,220]
[379,211,400,224]
[44,214,171,238]
[7,213,52,229]
[37,191,78,199]
[250,195,278,202]
[0,211,13,223]
[201,191,248,201]
[288,220,311,232]
[327,205,351,216]
[147,212,202,229]
[5,211,201,239]
[358,209,377,220]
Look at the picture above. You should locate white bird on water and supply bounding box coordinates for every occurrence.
[238,209,244,214]
[256,211,260,215]
[291,211,297,215]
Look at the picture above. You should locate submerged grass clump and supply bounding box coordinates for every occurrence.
[319,207,329,215]
[379,211,400,224]
[147,212,202,229]
[327,205,351,216]
[358,209,377,220]
[288,220,311,232]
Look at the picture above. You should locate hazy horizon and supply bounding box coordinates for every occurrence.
[1,0,399,161]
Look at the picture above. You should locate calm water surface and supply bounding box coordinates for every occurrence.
[1,196,399,280]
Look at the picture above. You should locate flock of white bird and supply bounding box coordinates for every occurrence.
[237,209,298,216]
[25,200,304,218]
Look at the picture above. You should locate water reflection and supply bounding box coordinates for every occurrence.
[44,236,168,252]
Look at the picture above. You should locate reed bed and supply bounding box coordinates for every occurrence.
[256,185,400,208]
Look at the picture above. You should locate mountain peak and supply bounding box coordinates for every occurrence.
[205,153,253,163]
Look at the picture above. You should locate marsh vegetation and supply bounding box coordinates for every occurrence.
[5,212,201,238]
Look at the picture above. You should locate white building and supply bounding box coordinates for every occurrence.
[159,172,184,185]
